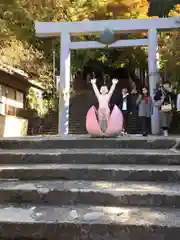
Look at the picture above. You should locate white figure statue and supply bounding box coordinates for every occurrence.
[91,78,118,132]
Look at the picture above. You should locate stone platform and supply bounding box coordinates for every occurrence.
[1,204,180,239]
[0,134,180,149]
[1,135,180,239]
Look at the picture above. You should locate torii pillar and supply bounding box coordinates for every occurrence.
[59,32,71,135]
[148,29,160,135]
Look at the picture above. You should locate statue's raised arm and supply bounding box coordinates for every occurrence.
[91,78,100,99]
[108,79,118,100]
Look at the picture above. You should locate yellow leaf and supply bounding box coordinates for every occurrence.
[71,15,78,21]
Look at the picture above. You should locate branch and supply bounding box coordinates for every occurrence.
[62,8,72,21]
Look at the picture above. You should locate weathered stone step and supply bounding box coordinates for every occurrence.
[0,204,180,239]
[1,180,180,207]
[0,135,177,149]
[0,164,180,182]
[0,149,180,165]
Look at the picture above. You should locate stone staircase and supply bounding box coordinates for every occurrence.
[69,91,97,134]
[69,91,142,134]
[1,136,180,239]
[29,90,142,135]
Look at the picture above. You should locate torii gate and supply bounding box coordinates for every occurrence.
[35,17,180,135]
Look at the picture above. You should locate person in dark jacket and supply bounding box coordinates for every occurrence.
[154,81,176,136]
[129,87,141,134]
[119,88,132,134]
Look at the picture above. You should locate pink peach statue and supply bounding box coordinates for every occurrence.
[86,78,123,137]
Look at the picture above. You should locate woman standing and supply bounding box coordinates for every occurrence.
[136,86,153,136]
[154,81,176,136]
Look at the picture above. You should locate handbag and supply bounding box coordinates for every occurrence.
[161,103,172,112]
[161,92,172,112]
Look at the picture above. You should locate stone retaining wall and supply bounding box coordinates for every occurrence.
[0,115,28,137]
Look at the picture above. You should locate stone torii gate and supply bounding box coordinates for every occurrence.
[35,17,180,135]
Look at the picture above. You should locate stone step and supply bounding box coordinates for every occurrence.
[0,163,180,182]
[0,204,180,239]
[0,135,178,149]
[1,180,180,207]
[0,149,180,165]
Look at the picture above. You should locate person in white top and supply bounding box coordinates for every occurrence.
[91,78,118,132]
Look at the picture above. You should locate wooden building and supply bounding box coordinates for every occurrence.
[0,63,43,137]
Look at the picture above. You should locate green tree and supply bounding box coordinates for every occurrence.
[148,0,180,17]
[159,5,180,87]
[0,0,150,113]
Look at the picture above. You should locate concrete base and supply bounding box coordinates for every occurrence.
[1,204,180,239]
[0,148,180,164]
[0,115,28,137]
[1,180,180,207]
[0,135,180,239]
[0,135,179,149]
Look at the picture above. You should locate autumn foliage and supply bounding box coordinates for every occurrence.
[0,0,179,89]
[159,4,180,85]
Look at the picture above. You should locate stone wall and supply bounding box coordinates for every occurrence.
[0,115,28,137]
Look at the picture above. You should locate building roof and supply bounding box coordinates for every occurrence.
[0,62,44,90]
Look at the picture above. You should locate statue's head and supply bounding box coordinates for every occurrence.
[100,85,108,95]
